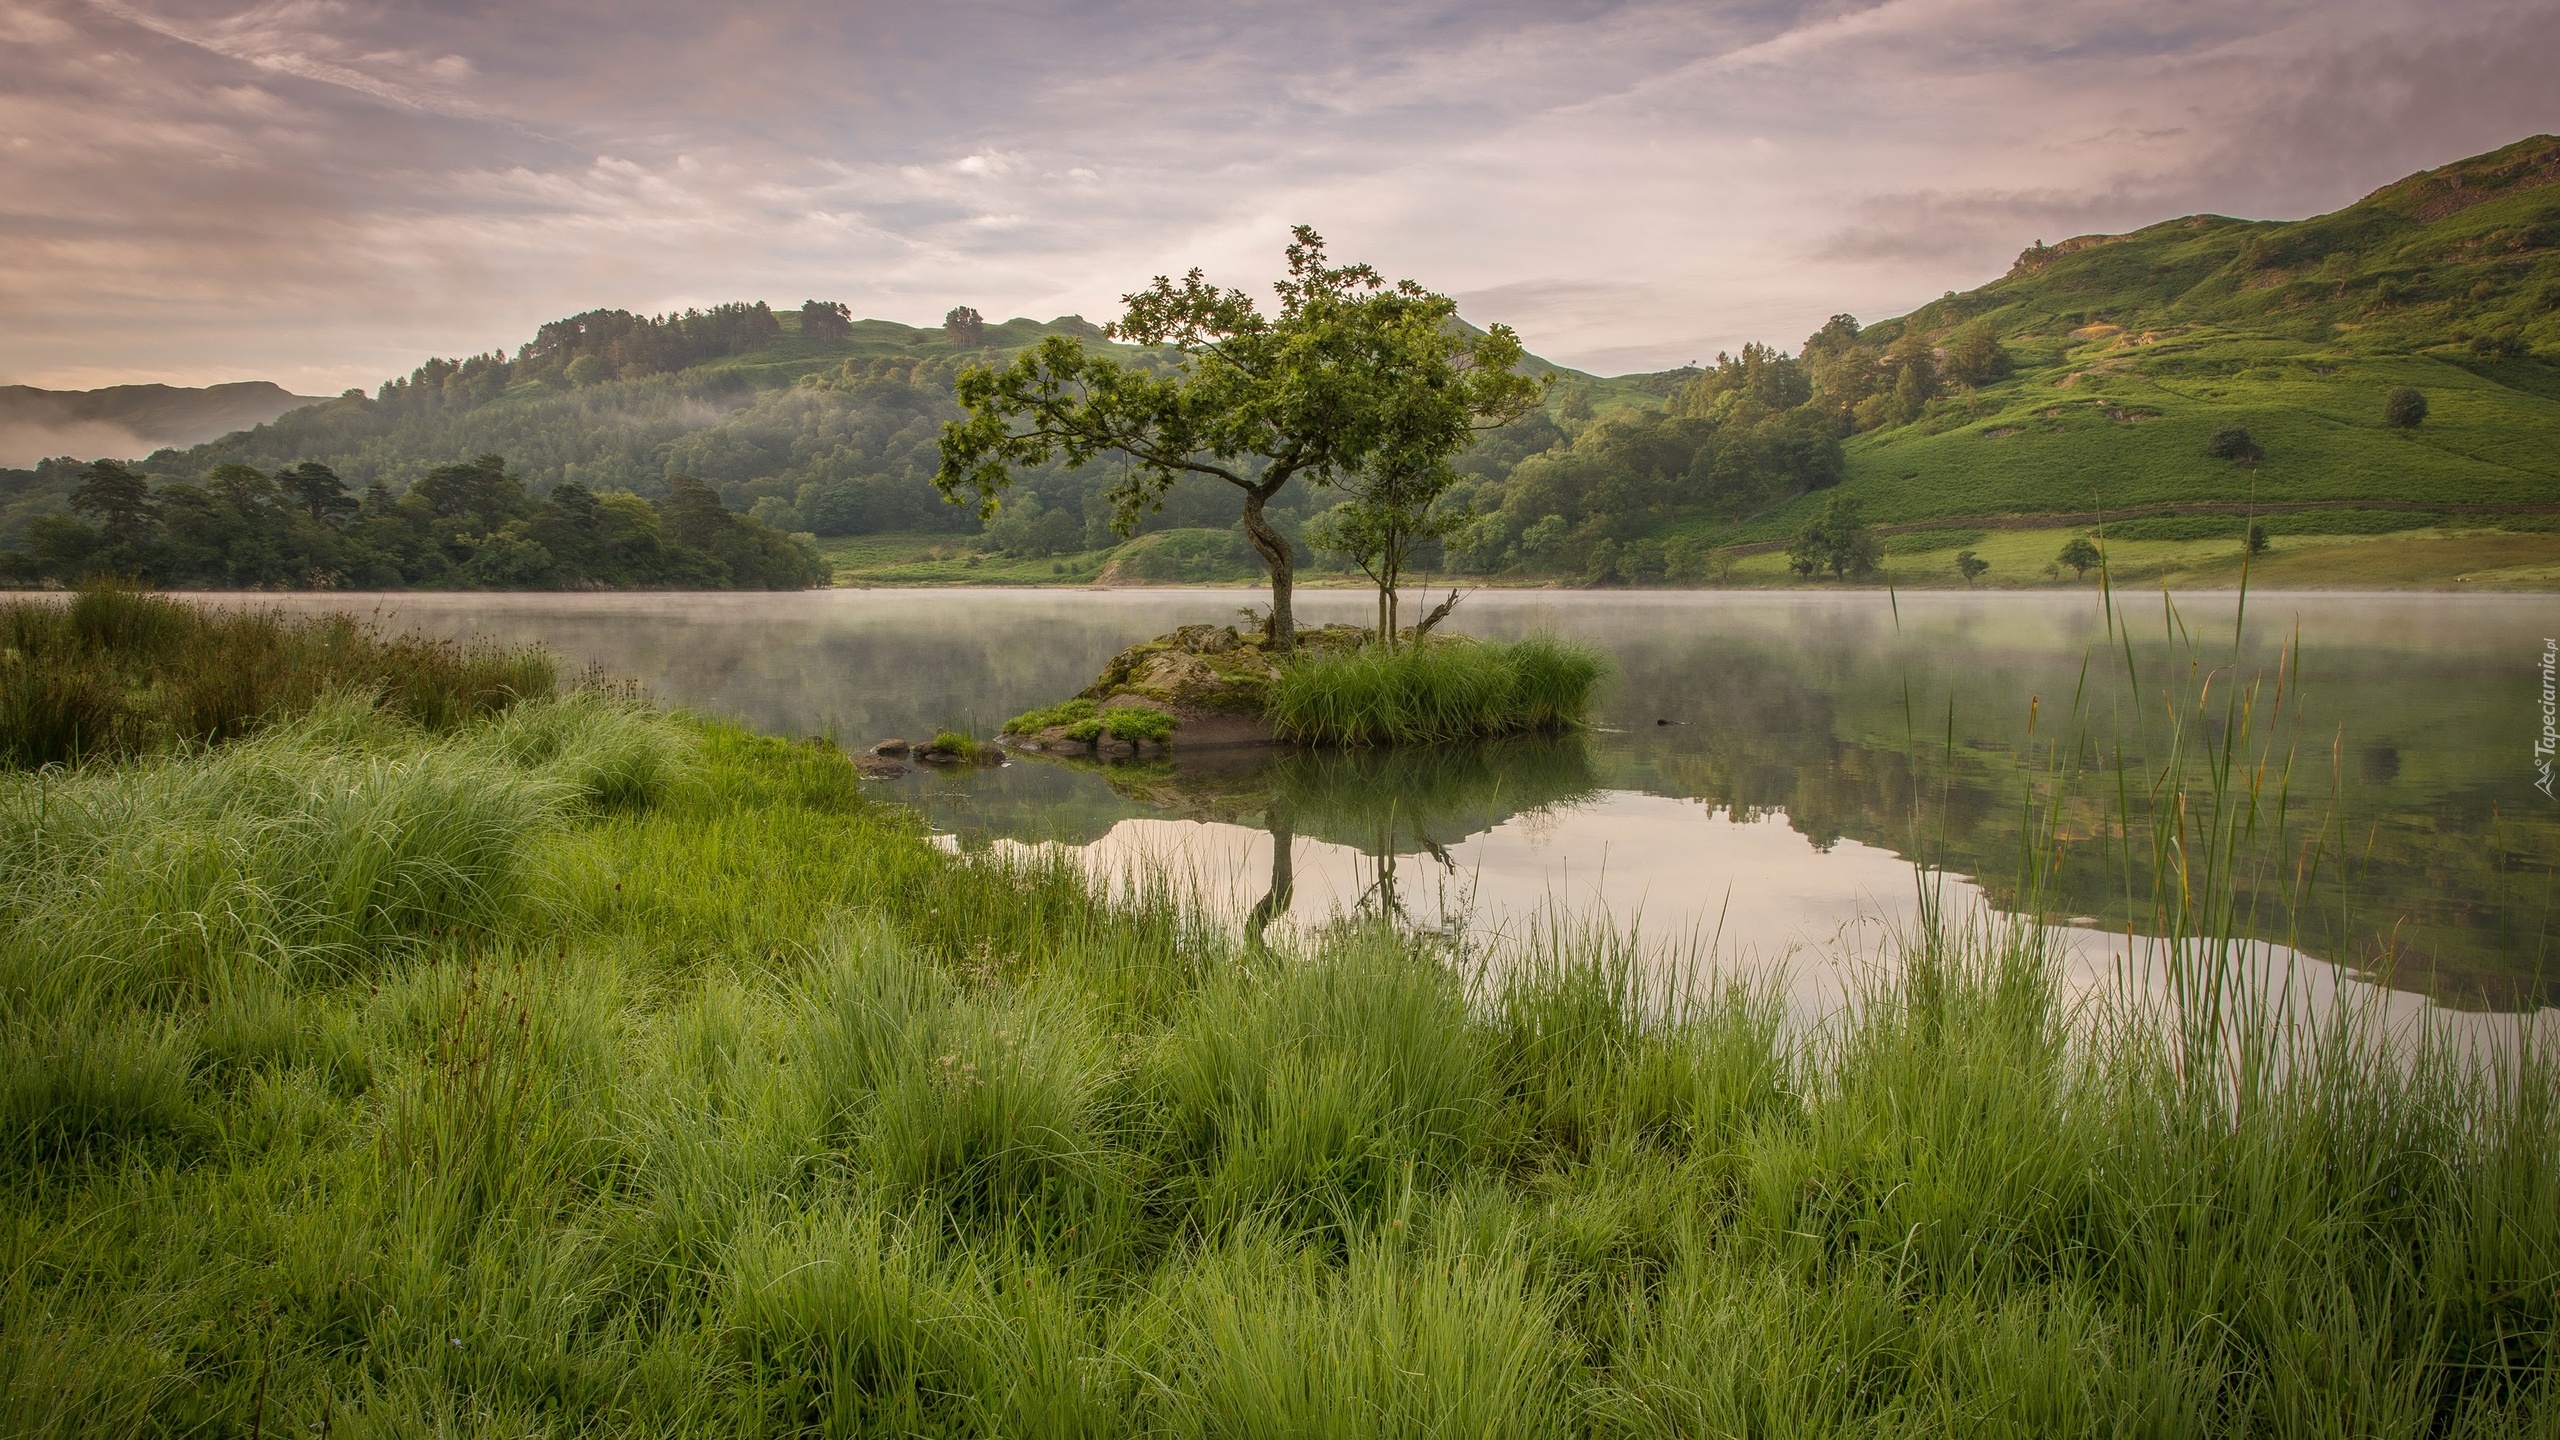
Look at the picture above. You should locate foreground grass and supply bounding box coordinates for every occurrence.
[3,688,2553,1435]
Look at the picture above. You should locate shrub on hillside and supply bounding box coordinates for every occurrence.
[2384,385,2428,428]
[2207,424,2262,462]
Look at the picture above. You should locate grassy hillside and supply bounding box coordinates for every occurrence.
[1744,135,2560,546]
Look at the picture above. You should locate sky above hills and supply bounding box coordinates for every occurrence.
[4,0,2557,394]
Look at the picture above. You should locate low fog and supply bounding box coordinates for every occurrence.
[0,421,151,471]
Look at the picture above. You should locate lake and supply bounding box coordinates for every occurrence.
[247,587,2560,1017]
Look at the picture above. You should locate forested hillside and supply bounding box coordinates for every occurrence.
[1442,133,2560,584]
[5,136,2555,590]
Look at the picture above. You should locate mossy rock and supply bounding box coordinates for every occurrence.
[1079,622,1368,714]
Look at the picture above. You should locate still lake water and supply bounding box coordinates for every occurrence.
[252,588,2560,1018]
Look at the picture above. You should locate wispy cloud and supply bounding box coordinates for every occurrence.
[1,0,2552,391]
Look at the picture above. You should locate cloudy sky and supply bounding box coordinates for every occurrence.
[4,0,2557,393]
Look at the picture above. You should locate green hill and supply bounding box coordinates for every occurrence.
[1735,135,2560,562]
[1425,135,2560,590]
[130,309,1153,535]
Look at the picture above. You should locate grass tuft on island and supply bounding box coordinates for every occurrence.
[1266,635,1607,747]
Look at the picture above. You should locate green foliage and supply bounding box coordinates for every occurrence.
[1004,698,1172,746]
[0,585,551,766]
[1446,403,1842,578]
[1003,696,1100,735]
[2058,534,2103,576]
[1955,548,1990,582]
[1265,637,1605,746]
[1102,704,1176,744]
[938,227,1541,645]
[1306,456,1471,643]
[1785,493,1881,579]
[1943,317,2014,387]
[3,451,829,590]
[2386,384,2430,427]
[1108,526,1264,583]
[2207,423,2262,461]
[927,729,998,763]
[2246,520,2271,556]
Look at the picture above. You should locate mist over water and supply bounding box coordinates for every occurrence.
[232,586,2560,1017]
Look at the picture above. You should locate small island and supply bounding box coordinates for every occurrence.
[976,616,1607,768]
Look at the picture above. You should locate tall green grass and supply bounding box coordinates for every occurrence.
[0,610,2553,1435]
[0,584,553,766]
[1266,636,1606,746]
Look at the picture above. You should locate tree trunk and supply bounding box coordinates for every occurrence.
[1376,585,1389,650]
[1240,485,1296,652]
[1381,540,1404,651]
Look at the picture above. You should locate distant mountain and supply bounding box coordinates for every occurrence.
[0,381,327,467]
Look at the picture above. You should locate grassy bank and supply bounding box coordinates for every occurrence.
[0,586,553,766]
[1266,636,1608,747]
[1698,523,2560,590]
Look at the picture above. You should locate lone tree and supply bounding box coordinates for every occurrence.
[943,306,986,348]
[937,227,1541,649]
[2245,521,2270,557]
[2058,534,2102,578]
[1955,549,1989,584]
[2383,385,2428,428]
[1785,493,1881,579]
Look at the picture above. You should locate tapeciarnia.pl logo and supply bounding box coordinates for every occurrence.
[2539,637,2557,799]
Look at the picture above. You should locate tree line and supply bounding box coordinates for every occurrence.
[1,455,828,590]
[19,281,2033,600]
